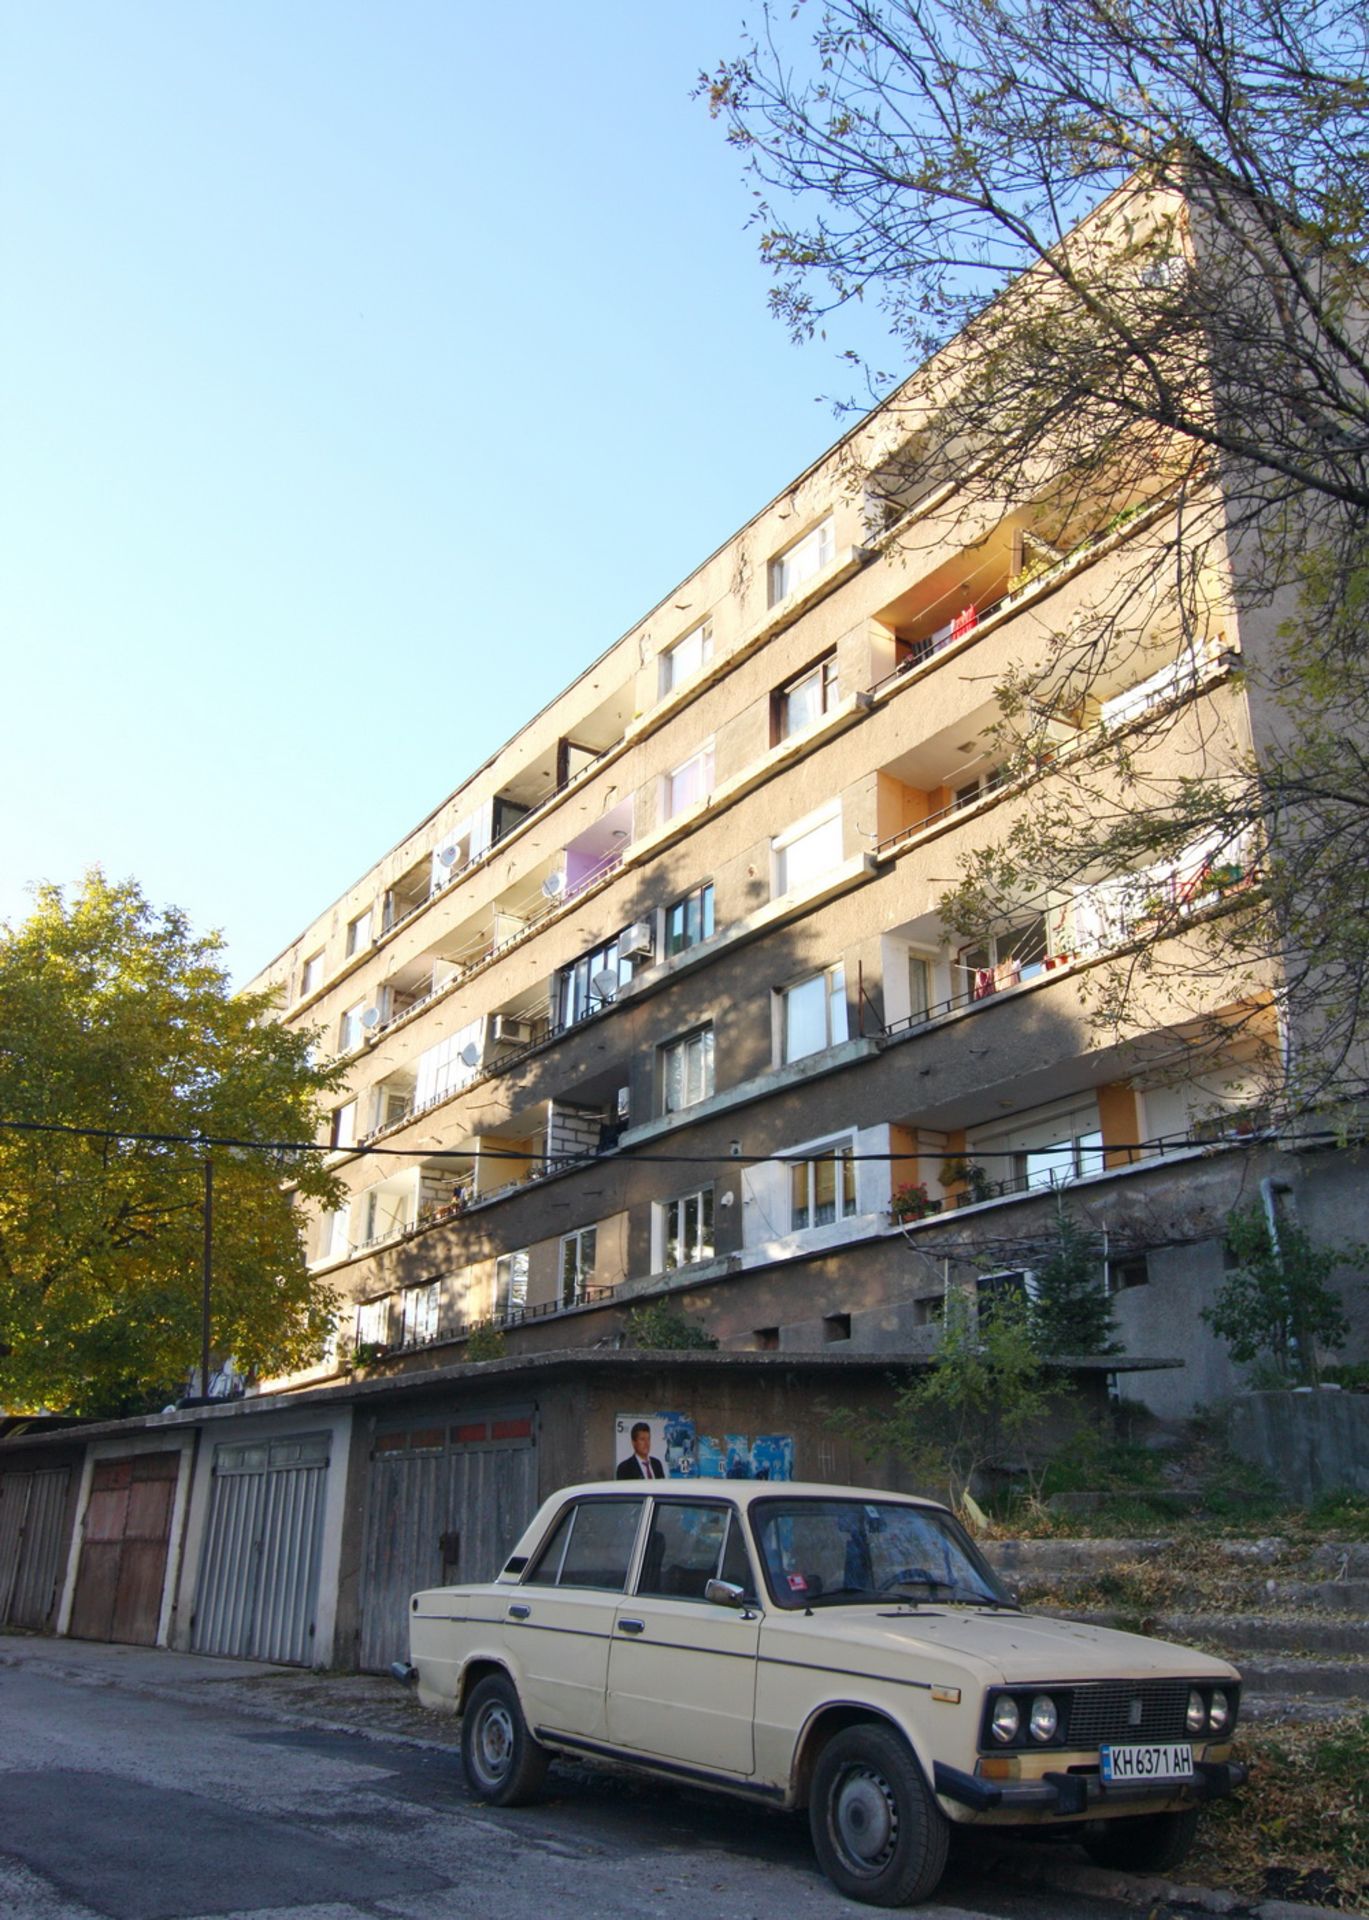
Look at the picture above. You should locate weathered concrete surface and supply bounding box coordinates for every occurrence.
[1228,1391,1369,1501]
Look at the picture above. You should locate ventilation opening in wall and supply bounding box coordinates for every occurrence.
[754,1326,780,1351]
[1107,1256,1150,1292]
[823,1312,852,1343]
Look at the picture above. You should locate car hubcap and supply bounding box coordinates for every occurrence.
[477,1703,515,1778]
[833,1766,898,1871]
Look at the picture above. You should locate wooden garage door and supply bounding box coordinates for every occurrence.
[68,1453,179,1645]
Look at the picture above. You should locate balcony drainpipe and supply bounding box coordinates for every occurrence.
[1260,1175,1296,1373]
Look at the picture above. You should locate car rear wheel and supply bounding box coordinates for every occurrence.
[1082,1806,1200,1873]
[460,1673,550,1806]
[809,1724,949,1906]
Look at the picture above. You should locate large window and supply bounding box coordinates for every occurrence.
[768,514,834,604]
[329,1100,358,1150]
[344,907,372,958]
[661,1188,714,1271]
[399,1282,440,1347]
[665,744,714,819]
[776,652,838,738]
[661,1027,715,1114]
[782,965,848,1063]
[338,1000,366,1052]
[665,882,714,956]
[557,933,635,1026]
[773,805,843,897]
[355,1295,390,1348]
[319,1204,350,1263]
[414,1021,484,1109]
[495,1249,529,1323]
[560,1226,598,1306]
[789,1139,856,1229]
[299,951,324,999]
[661,619,713,696]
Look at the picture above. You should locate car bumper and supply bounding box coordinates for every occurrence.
[934,1758,1247,1818]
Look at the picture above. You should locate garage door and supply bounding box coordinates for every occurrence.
[68,1453,179,1645]
[0,1467,71,1632]
[192,1433,331,1665]
[358,1409,537,1672]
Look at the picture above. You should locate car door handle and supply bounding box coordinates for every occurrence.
[617,1618,645,1635]
[507,1603,531,1620]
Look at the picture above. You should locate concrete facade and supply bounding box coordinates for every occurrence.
[244,192,1367,1420]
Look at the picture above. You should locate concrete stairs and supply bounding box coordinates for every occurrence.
[982,1535,1369,1723]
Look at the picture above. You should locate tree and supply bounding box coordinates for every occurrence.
[1201,1201,1361,1385]
[0,871,345,1416]
[1032,1207,1120,1356]
[840,1288,1057,1511]
[706,0,1369,1113]
[624,1300,719,1349]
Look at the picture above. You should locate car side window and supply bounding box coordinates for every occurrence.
[637,1502,736,1601]
[526,1498,643,1591]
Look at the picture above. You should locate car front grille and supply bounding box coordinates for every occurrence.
[1065,1679,1195,1747]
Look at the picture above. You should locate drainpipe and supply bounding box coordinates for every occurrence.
[1260,1175,1297,1377]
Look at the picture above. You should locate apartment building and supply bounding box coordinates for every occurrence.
[248,221,1364,1423]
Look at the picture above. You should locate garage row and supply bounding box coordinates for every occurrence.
[0,1349,993,1670]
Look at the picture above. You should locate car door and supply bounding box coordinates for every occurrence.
[510,1494,646,1741]
[607,1499,761,1774]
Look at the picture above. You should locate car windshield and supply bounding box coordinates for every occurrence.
[750,1497,1013,1610]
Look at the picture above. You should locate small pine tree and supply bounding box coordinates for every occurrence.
[1031,1208,1119,1356]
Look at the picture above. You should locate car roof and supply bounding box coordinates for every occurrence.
[548,1480,950,1513]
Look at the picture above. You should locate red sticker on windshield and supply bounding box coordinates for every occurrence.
[787,1574,808,1591]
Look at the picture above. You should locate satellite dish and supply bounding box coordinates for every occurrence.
[360,1006,381,1030]
[458,1041,481,1068]
[590,968,619,1002]
[437,844,459,868]
[542,871,566,899]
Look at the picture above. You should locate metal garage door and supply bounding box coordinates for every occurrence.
[68,1453,179,1645]
[0,1467,71,1631]
[192,1432,330,1665]
[358,1408,537,1672]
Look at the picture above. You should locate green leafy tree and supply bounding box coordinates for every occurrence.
[707,0,1369,1114]
[0,871,345,1415]
[1032,1208,1119,1357]
[840,1288,1056,1512]
[1201,1202,1361,1386]
[624,1300,718,1349]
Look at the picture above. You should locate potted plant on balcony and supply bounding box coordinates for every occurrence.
[939,1156,993,1205]
[889,1180,937,1222]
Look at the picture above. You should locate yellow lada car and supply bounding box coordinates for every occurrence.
[407,1481,1244,1906]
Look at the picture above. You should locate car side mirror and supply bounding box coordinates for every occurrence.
[704,1578,747,1608]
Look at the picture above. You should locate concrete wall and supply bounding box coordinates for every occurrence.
[1228,1389,1369,1502]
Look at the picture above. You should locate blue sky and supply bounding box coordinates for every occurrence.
[1,2,891,982]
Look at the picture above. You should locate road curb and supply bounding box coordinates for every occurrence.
[975,1836,1343,1918]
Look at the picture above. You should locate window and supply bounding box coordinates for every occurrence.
[776,652,838,738]
[661,619,713,696]
[661,1027,715,1113]
[299,951,325,999]
[958,914,1048,1002]
[790,1140,856,1229]
[414,1021,484,1108]
[954,766,1006,810]
[773,805,843,896]
[665,882,714,956]
[1107,1255,1150,1292]
[637,1503,750,1602]
[526,1497,643,1591]
[782,965,848,1063]
[665,744,714,820]
[355,1295,391,1348]
[560,1226,597,1306]
[319,1204,350,1263]
[345,908,372,958]
[338,1000,366,1052]
[557,933,635,1027]
[399,1282,440,1347]
[769,514,835,604]
[908,953,932,1023]
[661,1188,714,1270]
[330,1100,357,1150]
[495,1249,530,1323]
[1017,1129,1105,1189]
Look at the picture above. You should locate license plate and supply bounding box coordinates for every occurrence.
[1100,1742,1193,1784]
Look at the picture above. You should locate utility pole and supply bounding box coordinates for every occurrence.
[200,1155,213,1399]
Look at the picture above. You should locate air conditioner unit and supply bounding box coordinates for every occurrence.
[492,1014,534,1046]
[620,919,655,960]
[615,1086,631,1121]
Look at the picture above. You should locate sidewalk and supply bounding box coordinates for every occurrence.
[0,1632,1344,1920]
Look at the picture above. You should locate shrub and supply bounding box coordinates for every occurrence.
[624,1301,717,1349]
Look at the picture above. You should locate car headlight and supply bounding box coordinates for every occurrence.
[1028,1694,1058,1742]
[1186,1688,1207,1734]
[1208,1688,1230,1733]
[991,1695,1021,1744]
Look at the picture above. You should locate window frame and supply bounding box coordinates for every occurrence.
[768,514,835,605]
[329,1099,358,1151]
[660,1026,716,1115]
[560,1225,598,1307]
[299,951,325,999]
[338,1000,367,1052]
[495,1248,530,1324]
[344,907,372,958]
[557,931,635,1027]
[665,881,714,957]
[664,742,715,820]
[775,650,839,741]
[399,1280,440,1347]
[658,1186,716,1272]
[787,1134,858,1231]
[780,963,848,1064]
[660,619,713,697]
[772,803,843,898]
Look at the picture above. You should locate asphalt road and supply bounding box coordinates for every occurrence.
[0,1645,1186,1920]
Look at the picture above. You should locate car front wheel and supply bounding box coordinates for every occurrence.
[460,1672,550,1806]
[809,1724,949,1906]
[1082,1806,1200,1873]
